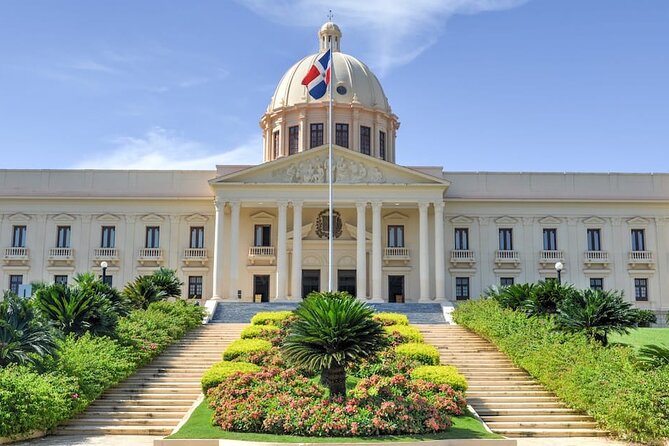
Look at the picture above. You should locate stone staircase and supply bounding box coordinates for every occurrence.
[418,324,606,438]
[58,323,245,436]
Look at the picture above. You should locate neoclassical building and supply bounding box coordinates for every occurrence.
[1,22,668,319]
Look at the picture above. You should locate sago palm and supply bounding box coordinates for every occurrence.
[282,292,387,397]
[122,275,167,309]
[34,283,97,336]
[150,267,183,298]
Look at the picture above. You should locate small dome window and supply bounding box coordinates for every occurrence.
[336,85,347,95]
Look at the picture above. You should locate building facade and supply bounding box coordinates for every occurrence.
[1,22,668,318]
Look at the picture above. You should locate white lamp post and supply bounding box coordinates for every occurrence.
[100,261,108,285]
[554,261,564,285]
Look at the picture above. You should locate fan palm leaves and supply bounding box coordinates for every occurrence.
[150,268,183,298]
[122,275,167,310]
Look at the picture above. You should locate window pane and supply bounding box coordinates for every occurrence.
[587,229,601,251]
[57,226,71,248]
[454,228,469,250]
[146,227,160,248]
[335,123,349,148]
[272,131,280,158]
[590,278,603,290]
[635,278,648,301]
[379,131,386,160]
[499,229,513,250]
[310,123,323,148]
[188,276,203,299]
[9,275,23,295]
[288,126,299,155]
[360,126,371,155]
[455,277,470,300]
[54,275,68,285]
[101,226,116,248]
[543,228,557,250]
[500,277,514,287]
[631,229,645,251]
[190,227,204,248]
[12,226,26,248]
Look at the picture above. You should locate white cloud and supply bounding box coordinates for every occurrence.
[238,0,529,74]
[74,128,262,170]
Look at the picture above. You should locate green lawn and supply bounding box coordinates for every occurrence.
[610,327,669,349]
[168,399,501,442]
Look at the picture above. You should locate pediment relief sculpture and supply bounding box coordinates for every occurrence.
[272,155,385,184]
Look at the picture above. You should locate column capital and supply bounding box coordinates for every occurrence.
[169,215,181,224]
[355,201,368,210]
[229,200,241,210]
[371,201,383,210]
[522,216,534,226]
[277,200,289,209]
[567,217,579,226]
[433,201,445,211]
[655,217,669,225]
[81,214,93,223]
[418,202,430,211]
[290,200,303,208]
[478,216,490,226]
[124,215,137,224]
[214,198,226,212]
[610,217,622,226]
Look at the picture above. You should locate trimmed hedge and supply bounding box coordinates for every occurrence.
[395,342,440,366]
[383,325,424,343]
[373,312,409,326]
[411,365,468,392]
[201,361,260,391]
[223,339,273,361]
[250,311,293,326]
[240,324,280,339]
[453,299,669,443]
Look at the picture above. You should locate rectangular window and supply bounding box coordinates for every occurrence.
[190,226,205,249]
[587,228,601,251]
[455,277,470,300]
[188,276,203,299]
[543,228,557,250]
[101,226,116,248]
[360,125,371,155]
[387,225,405,248]
[288,125,299,155]
[454,228,469,250]
[12,225,26,248]
[500,277,515,287]
[590,278,604,291]
[379,131,386,160]
[272,130,280,158]
[9,275,22,295]
[631,229,645,251]
[101,275,113,286]
[499,228,513,250]
[335,123,349,148]
[634,278,648,301]
[145,226,160,248]
[254,224,271,247]
[56,226,71,248]
[54,275,68,285]
[310,123,323,148]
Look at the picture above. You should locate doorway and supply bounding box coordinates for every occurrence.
[388,275,405,303]
[302,269,320,299]
[337,270,356,296]
[253,275,270,302]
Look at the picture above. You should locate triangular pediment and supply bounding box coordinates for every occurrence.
[53,213,75,222]
[141,213,164,222]
[8,213,31,222]
[97,213,121,222]
[627,216,649,226]
[495,216,518,225]
[185,213,209,223]
[383,212,409,221]
[209,146,449,186]
[583,216,606,225]
[539,216,562,225]
[250,211,275,222]
[450,215,473,224]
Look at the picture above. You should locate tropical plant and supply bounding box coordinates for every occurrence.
[555,289,637,346]
[282,291,387,397]
[493,283,535,311]
[122,275,167,309]
[150,267,183,298]
[636,344,669,369]
[74,272,131,316]
[523,280,576,316]
[0,294,57,367]
[630,308,657,327]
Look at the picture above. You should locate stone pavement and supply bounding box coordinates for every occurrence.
[14,434,156,446]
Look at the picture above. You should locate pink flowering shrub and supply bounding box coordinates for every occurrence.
[208,367,466,436]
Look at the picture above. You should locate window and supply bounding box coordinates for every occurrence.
[145,226,160,248]
[288,125,299,155]
[454,228,469,250]
[310,123,323,148]
[500,277,515,287]
[12,225,26,248]
[335,123,349,148]
[498,228,513,250]
[9,275,22,295]
[543,228,557,250]
[56,226,71,248]
[379,131,386,160]
[54,275,68,285]
[634,278,648,301]
[587,228,601,251]
[631,229,645,251]
[387,225,405,248]
[272,130,280,158]
[360,126,371,155]
[254,225,271,247]
[455,277,470,300]
[101,226,115,248]
[590,278,604,290]
[101,275,113,286]
[190,227,204,249]
[188,276,203,299]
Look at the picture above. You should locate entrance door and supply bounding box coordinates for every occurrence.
[253,275,270,302]
[388,275,405,303]
[337,270,356,296]
[302,269,320,299]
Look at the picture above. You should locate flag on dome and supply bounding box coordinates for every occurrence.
[301,49,331,100]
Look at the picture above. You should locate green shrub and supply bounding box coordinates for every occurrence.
[240,324,280,339]
[223,339,272,361]
[631,309,657,327]
[410,365,468,392]
[250,311,294,326]
[395,342,440,365]
[453,299,669,443]
[636,344,669,369]
[373,312,409,326]
[383,325,424,343]
[201,360,260,391]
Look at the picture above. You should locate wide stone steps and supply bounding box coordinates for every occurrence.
[58,323,244,436]
[417,324,606,438]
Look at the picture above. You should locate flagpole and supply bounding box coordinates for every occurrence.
[327,38,334,292]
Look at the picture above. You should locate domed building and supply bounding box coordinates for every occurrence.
[0,22,667,322]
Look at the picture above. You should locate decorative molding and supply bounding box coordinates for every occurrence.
[250,211,275,222]
[97,213,121,222]
[538,216,562,225]
[383,211,409,221]
[567,217,579,226]
[303,255,321,266]
[450,215,474,225]
[582,216,606,225]
[315,209,343,239]
[272,155,385,184]
[522,217,534,225]
[478,217,490,226]
[337,255,355,267]
[495,216,517,225]
[185,213,209,223]
[627,216,649,226]
[81,214,93,223]
[610,217,623,226]
[8,213,31,222]
[125,215,137,224]
[141,213,164,223]
[52,213,75,222]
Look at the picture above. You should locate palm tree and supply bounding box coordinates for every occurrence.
[282,292,387,398]
[122,275,167,309]
[74,272,131,316]
[524,280,576,316]
[494,283,535,311]
[150,268,183,298]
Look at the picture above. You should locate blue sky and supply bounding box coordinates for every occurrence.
[0,1,667,172]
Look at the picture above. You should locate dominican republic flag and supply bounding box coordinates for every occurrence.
[301,49,331,100]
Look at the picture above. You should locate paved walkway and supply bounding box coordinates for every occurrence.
[14,434,157,446]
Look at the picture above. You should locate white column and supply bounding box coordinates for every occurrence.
[290,201,303,299]
[276,201,288,300]
[228,201,241,300]
[212,199,225,300]
[433,201,446,301]
[356,201,367,299]
[419,202,431,301]
[371,201,383,301]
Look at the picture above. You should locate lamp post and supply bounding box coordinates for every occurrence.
[554,261,563,285]
[100,261,108,285]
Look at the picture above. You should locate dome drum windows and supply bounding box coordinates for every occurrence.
[360,126,371,155]
[335,123,349,148]
[288,126,299,155]
[310,123,324,148]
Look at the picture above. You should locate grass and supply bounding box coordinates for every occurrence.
[610,327,669,349]
[168,399,501,442]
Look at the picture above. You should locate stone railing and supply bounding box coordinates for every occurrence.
[138,248,163,264]
[450,249,476,265]
[248,246,275,265]
[93,247,118,259]
[495,250,520,264]
[584,250,609,264]
[539,250,564,264]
